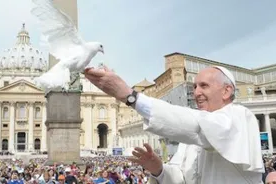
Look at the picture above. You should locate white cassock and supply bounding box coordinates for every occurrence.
[135,94,264,184]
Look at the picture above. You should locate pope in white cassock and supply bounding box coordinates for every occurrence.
[84,65,264,184]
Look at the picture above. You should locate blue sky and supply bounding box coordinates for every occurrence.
[1,0,276,86]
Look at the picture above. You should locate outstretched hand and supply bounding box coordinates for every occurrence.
[84,66,133,102]
[128,143,163,176]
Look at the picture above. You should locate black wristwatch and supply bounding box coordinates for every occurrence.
[126,90,138,106]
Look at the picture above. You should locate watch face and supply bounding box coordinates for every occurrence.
[128,96,136,103]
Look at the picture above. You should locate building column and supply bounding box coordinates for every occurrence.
[15,132,17,151]
[265,113,273,153]
[0,101,2,151]
[41,103,47,151]
[91,104,95,148]
[94,129,99,149]
[91,104,97,150]
[117,131,122,148]
[146,133,151,144]
[8,102,15,153]
[28,102,34,151]
[110,103,118,147]
[84,103,92,149]
[108,129,111,150]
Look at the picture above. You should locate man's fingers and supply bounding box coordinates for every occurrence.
[85,67,105,77]
[132,150,143,158]
[134,147,148,155]
[84,67,93,73]
[128,156,141,164]
[144,143,154,155]
[85,74,101,85]
[103,65,112,72]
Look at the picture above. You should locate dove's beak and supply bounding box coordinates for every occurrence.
[101,49,104,54]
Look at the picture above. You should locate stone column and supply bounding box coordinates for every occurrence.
[110,103,117,147]
[117,131,122,148]
[108,128,112,152]
[14,132,17,151]
[120,135,123,148]
[146,133,151,144]
[8,102,15,153]
[41,102,47,152]
[94,129,99,149]
[0,101,2,151]
[28,102,34,151]
[84,103,92,149]
[91,104,95,148]
[265,113,273,154]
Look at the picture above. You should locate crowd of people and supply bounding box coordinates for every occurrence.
[0,156,152,184]
[263,154,276,181]
[0,152,273,184]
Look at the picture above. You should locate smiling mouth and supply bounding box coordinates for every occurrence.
[197,100,206,104]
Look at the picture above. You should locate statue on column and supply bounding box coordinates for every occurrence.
[69,62,105,92]
[235,88,240,97]
[247,87,253,97]
[68,71,83,93]
[261,86,267,96]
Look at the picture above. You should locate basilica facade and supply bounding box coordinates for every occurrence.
[0,24,124,154]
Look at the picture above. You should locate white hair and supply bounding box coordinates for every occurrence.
[217,71,235,101]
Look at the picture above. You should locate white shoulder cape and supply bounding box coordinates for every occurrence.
[143,99,264,173]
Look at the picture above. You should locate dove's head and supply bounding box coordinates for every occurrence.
[87,42,104,54]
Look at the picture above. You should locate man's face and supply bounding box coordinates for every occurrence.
[266,172,276,184]
[11,172,18,180]
[194,68,231,112]
[25,175,31,181]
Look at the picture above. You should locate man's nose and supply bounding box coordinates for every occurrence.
[193,87,202,97]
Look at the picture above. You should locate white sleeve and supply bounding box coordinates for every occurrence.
[134,93,211,149]
[134,93,152,119]
[149,144,188,184]
[150,164,185,184]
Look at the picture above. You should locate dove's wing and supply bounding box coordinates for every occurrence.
[31,0,84,61]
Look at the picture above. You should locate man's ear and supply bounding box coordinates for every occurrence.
[222,85,233,100]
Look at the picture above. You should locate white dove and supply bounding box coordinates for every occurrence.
[31,0,104,93]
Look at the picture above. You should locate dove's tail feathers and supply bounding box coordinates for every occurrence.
[34,68,71,92]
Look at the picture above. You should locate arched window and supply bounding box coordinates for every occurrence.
[2,139,8,151]
[3,107,9,119]
[35,107,41,119]
[34,139,41,150]
[18,104,26,118]
[99,107,106,119]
